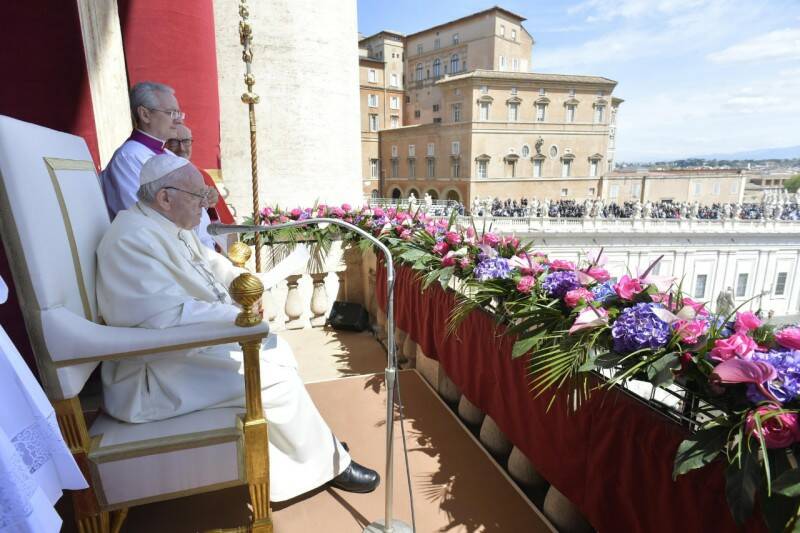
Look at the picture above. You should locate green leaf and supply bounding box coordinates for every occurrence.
[512,331,547,358]
[773,468,800,498]
[760,491,799,533]
[672,425,729,479]
[647,353,680,387]
[437,266,455,289]
[725,446,761,525]
[399,249,427,262]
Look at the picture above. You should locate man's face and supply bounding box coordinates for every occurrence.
[157,166,210,229]
[166,125,193,159]
[139,91,183,141]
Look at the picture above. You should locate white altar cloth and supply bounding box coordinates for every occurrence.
[0,275,87,532]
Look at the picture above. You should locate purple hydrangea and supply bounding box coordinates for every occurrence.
[542,271,580,298]
[591,281,616,302]
[746,349,800,403]
[611,303,671,354]
[473,257,512,281]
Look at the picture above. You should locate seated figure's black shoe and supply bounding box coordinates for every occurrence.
[330,461,380,493]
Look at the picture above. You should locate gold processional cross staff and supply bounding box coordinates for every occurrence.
[239,0,262,272]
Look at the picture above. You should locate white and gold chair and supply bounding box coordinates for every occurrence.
[0,115,273,533]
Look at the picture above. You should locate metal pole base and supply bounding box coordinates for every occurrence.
[363,519,414,533]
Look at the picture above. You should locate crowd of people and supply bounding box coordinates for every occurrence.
[466,196,800,220]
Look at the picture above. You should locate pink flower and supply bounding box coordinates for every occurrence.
[289,208,302,218]
[711,358,776,386]
[775,327,800,350]
[613,275,644,301]
[464,226,477,244]
[682,297,708,317]
[459,256,472,269]
[341,203,352,212]
[424,224,437,236]
[442,251,457,267]
[373,207,385,217]
[399,229,412,240]
[331,207,345,218]
[444,231,462,245]
[709,333,758,361]
[481,233,501,246]
[674,319,708,344]
[509,254,544,275]
[549,259,576,271]
[432,242,449,256]
[585,267,610,282]
[745,406,800,449]
[516,275,536,294]
[569,307,608,334]
[279,215,289,223]
[501,236,520,249]
[735,311,762,334]
[564,288,594,308]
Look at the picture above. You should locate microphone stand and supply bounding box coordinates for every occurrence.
[209,220,413,533]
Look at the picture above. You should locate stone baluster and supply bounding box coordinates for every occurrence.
[309,273,328,327]
[284,274,304,329]
[543,486,594,533]
[479,415,513,460]
[457,395,485,428]
[507,446,549,507]
[402,334,417,369]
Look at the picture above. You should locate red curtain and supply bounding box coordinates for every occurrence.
[118,0,222,171]
[0,0,100,374]
[377,264,766,533]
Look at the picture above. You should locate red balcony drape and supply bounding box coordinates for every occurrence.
[118,0,222,172]
[377,263,766,533]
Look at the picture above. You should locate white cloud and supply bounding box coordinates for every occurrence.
[707,28,800,63]
[568,0,719,23]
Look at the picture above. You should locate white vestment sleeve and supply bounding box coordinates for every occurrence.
[138,300,241,329]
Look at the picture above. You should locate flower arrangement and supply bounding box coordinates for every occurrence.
[250,203,800,530]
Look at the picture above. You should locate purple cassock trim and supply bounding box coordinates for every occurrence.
[129,129,166,154]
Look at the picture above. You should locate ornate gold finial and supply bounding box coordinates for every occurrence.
[229,273,264,327]
[228,241,253,268]
[238,0,262,272]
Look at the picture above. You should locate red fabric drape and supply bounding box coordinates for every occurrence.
[0,1,100,375]
[118,0,222,171]
[377,264,766,533]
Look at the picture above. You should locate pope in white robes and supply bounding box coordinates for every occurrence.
[95,154,379,501]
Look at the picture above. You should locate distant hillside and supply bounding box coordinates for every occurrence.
[693,145,800,161]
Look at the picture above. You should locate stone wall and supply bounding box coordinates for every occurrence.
[213,0,362,218]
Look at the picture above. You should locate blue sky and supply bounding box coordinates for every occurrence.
[357,0,800,162]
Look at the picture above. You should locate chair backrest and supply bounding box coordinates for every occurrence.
[0,115,110,399]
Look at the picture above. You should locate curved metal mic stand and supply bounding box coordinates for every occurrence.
[209,220,413,533]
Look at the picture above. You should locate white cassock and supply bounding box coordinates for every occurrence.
[95,202,351,502]
[100,129,217,250]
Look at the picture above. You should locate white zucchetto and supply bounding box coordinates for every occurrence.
[140,153,190,185]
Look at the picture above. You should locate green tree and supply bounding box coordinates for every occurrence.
[785,174,800,193]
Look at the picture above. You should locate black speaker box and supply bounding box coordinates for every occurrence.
[328,301,370,332]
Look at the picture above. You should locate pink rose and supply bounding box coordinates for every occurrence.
[775,327,800,350]
[289,208,302,218]
[709,333,758,361]
[373,207,384,217]
[745,406,800,449]
[442,251,457,267]
[735,311,762,333]
[613,275,644,301]
[516,275,535,294]
[585,267,610,282]
[549,259,576,271]
[331,207,345,218]
[564,287,594,308]
[481,233,501,246]
[444,231,462,245]
[674,319,708,344]
[432,242,449,256]
[341,203,352,212]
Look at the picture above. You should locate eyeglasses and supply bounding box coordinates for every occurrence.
[163,186,210,203]
[147,108,186,120]
[165,138,193,148]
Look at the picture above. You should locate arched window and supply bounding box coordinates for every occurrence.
[415,63,423,81]
[450,54,459,73]
[408,188,420,198]
[446,189,461,202]
[426,189,439,200]
[371,189,380,199]
[391,188,402,199]
[432,58,441,78]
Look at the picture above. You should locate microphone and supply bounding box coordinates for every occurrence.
[209,219,413,533]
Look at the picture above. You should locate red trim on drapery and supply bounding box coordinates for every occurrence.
[118,0,222,172]
[377,263,766,533]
